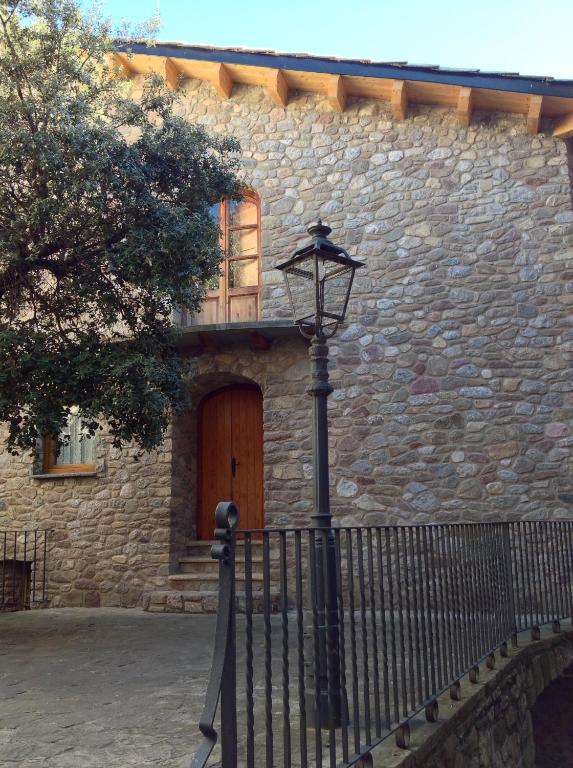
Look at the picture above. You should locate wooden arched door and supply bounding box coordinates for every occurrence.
[197,384,264,539]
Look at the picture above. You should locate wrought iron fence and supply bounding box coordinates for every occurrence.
[1,529,50,611]
[192,506,573,768]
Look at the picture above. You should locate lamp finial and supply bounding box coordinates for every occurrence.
[307,220,332,239]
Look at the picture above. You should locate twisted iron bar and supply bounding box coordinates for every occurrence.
[190,501,238,768]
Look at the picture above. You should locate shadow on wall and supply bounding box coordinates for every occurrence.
[567,138,573,210]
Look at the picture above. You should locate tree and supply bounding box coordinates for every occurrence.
[0,0,241,453]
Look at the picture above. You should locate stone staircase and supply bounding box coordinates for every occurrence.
[142,540,267,614]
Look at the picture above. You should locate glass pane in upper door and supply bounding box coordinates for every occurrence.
[209,201,222,223]
[205,270,221,291]
[229,258,258,288]
[228,227,258,260]
[229,198,257,228]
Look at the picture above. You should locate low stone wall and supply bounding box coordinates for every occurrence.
[372,628,573,768]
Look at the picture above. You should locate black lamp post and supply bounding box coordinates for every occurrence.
[277,220,363,727]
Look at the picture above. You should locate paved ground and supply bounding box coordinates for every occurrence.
[6,608,572,768]
[0,609,216,767]
[532,661,573,768]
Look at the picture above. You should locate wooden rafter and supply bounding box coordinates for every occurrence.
[554,112,573,139]
[457,87,473,127]
[210,63,233,99]
[327,74,346,113]
[111,50,573,138]
[391,80,408,121]
[111,52,136,79]
[165,57,181,91]
[267,69,288,106]
[527,95,543,134]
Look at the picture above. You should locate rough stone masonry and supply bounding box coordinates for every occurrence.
[1,74,572,608]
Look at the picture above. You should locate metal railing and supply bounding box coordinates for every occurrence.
[192,506,573,768]
[1,529,49,611]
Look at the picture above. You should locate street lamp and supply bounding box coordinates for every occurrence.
[277,220,363,727]
[277,219,363,527]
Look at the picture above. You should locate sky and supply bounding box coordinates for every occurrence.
[88,0,573,80]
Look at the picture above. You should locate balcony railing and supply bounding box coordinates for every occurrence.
[1,529,50,611]
[192,506,573,768]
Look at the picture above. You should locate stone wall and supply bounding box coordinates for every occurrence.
[163,77,573,525]
[0,339,312,607]
[0,76,572,607]
[176,338,312,531]
[382,631,573,768]
[0,425,176,607]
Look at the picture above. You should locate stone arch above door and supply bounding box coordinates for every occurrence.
[187,371,263,403]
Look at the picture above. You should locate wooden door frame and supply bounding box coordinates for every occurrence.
[196,383,263,539]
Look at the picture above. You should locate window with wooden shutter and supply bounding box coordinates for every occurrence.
[42,410,97,474]
[190,191,261,325]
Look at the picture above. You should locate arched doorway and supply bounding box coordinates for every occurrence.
[197,384,264,539]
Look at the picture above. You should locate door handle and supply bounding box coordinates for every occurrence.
[231,456,237,477]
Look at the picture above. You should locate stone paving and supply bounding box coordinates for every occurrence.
[0,608,216,767]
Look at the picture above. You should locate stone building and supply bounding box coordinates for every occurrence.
[1,43,573,610]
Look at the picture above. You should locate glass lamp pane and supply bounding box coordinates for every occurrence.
[283,254,317,324]
[321,264,354,321]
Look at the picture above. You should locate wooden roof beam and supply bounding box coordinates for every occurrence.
[267,69,288,106]
[554,112,573,139]
[110,52,137,79]
[327,74,346,112]
[391,80,408,121]
[527,95,543,134]
[457,86,473,127]
[165,57,182,91]
[210,63,233,99]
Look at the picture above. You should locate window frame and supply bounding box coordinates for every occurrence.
[42,421,97,475]
[197,190,262,324]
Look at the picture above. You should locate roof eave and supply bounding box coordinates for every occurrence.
[115,41,573,100]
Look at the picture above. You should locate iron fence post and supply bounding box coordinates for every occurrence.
[191,501,238,768]
[502,523,518,642]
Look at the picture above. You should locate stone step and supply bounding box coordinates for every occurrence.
[185,540,263,558]
[168,572,265,591]
[142,589,278,614]
[143,589,220,613]
[178,556,264,574]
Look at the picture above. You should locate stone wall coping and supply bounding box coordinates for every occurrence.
[369,625,573,767]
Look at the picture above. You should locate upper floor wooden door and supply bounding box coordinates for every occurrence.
[197,384,264,539]
[191,192,261,325]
